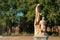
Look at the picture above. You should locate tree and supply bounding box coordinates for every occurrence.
[0,0,60,35]
[0,0,21,35]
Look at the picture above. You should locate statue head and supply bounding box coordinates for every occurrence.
[42,17,45,20]
[36,4,40,12]
[37,4,40,6]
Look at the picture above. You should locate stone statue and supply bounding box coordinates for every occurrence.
[34,4,41,36]
[34,4,48,40]
[39,17,47,36]
[34,4,47,36]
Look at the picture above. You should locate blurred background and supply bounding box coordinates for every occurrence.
[0,0,60,37]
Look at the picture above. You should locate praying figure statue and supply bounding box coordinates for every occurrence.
[34,4,47,36]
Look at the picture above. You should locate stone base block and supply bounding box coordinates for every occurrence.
[33,36,48,40]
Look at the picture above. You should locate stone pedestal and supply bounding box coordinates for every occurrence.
[33,36,48,40]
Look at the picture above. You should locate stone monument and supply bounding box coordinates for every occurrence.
[34,4,48,40]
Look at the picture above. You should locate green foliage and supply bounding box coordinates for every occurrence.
[24,0,60,26]
[0,0,60,27]
[0,0,20,27]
